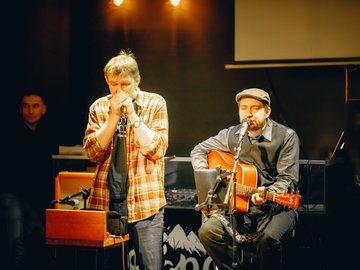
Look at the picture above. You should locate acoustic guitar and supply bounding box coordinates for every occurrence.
[207,150,301,213]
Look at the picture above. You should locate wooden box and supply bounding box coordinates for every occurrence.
[46,209,128,247]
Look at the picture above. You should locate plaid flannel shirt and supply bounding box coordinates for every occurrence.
[83,89,168,223]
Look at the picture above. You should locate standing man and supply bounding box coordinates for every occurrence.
[83,50,169,269]
[191,88,300,270]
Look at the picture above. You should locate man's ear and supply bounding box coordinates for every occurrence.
[265,106,271,118]
[136,75,141,85]
[42,104,47,115]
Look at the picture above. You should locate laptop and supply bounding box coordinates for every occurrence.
[193,169,227,211]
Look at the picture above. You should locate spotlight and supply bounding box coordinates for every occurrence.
[170,0,181,7]
[113,0,124,6]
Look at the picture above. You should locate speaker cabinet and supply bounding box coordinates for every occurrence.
[298,160,326,212]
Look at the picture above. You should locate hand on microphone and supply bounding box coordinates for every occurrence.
[108,93,131,116]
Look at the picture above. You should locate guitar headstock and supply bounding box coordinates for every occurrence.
[275,193,302,209]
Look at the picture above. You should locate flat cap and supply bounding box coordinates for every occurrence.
[235,88,270,106]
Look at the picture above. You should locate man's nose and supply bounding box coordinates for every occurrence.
[244,110,252,116]
[116,87,124,93]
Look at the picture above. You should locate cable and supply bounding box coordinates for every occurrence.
[264,69,308,159]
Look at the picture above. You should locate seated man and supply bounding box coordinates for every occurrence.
[191,88,300,270]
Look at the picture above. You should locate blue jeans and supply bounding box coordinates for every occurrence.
[129,208,164,270]
[110,200,164,270]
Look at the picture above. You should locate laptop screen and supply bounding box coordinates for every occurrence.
[193,169,227,210]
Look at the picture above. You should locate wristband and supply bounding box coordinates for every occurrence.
[131,119,141,128]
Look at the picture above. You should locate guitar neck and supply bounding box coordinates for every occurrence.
[235,184,276,202]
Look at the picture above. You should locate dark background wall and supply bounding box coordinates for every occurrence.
[4,0,360,161]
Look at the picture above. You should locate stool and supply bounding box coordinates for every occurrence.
[238,229,296,270]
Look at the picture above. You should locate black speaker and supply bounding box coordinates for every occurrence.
[298,160,326,212]
[347,102,360,182]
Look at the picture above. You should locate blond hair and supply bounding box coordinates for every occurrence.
[104,49,140,78]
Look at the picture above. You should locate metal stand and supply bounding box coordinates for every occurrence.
[226,144,242,269]
[222,118,250,269]
[51,188,91,209]
[194,119,250,269]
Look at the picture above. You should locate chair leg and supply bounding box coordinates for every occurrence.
[238,246,245,269]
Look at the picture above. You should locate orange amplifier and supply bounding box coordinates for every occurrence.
[46,209,129,247]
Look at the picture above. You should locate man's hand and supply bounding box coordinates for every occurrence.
[251,186,266,205]
[108,93,133,117]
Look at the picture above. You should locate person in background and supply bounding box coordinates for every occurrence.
[191,88,300,270]
[83,50,169,270]
[13,90,56,222]
[3,90,57,269]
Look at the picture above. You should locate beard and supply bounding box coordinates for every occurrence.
[248,119,266,131]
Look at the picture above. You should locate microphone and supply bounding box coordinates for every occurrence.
[236,118,250,146]
[64,199,80,206]
[224,118,251,207]
[239,118,250,137]
[51,198,80,206]
[121,105,126,115]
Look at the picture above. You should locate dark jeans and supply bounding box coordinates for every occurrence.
[110,200,164,270]
[198,208,298,270]
[0,192,50,270]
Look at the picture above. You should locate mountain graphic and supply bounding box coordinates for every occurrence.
[164,224,207,256]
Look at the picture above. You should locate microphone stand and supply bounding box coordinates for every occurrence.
[51,188,91,209]
[222,118,249,270]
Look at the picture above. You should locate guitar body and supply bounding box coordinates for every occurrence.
[208,150,257,213]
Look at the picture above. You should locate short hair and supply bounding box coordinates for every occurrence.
[18,88,46,105]
[103,49,140,78]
